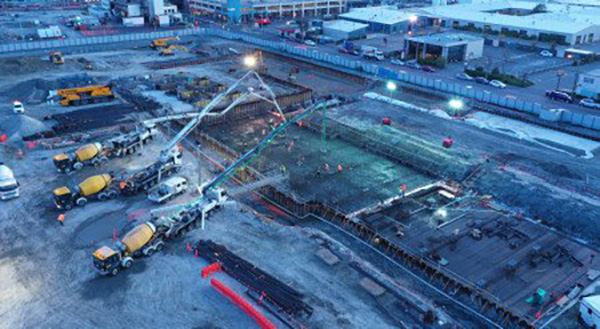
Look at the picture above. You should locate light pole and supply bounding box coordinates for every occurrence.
[556,69,565,90]
[386,81,397,97]
[243,55,257,68]
[448,99,464,116]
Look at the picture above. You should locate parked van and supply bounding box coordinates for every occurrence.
[0,163,20,200]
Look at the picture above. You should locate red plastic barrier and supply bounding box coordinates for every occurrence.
[211,278,276,329]
[201,262,222,278]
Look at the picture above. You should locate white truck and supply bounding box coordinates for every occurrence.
[13,101,24,114]
[148,176,188,204]
[92,98,339,276]
[361,46,384,61]
[0,164,19,200]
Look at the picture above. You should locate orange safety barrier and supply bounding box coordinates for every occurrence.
[201,262,222,278]
[210,278,276,329]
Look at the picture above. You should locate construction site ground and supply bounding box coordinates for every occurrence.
[1,35,600,328]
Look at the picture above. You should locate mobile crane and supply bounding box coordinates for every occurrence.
[57,85,115,106]
[150,36,179,49]
[92,98,337,276]
[159,45,189,56]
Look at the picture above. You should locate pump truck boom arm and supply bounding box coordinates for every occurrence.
[201,99,334,194]
[158,70,284,164]
[92,97,338,276]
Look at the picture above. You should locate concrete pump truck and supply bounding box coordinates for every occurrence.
[92,97,338,276]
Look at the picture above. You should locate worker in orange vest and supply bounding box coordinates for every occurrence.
[57,214,65,226]
[119,180,127,190]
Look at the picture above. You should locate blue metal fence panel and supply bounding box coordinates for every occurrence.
[594,118,600,130]
[582,115,595,128]
[571,113,584,126]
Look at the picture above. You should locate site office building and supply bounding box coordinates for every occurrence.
[576,69,600,100]
[189,0,346,23]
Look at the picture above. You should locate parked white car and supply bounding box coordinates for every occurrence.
[304,40,316,46]
[13,101,24,114]
[490,80,507,89]
[391,59,405,66]
[580,98,600,109]
[540,50,554,57]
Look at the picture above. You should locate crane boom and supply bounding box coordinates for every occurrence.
[157,70,277,163]
[142,112,203,127]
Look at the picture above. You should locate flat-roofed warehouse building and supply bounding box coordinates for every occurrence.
[190,0,346,23]
[416,0,600,46]
[339,6,416,34]
[323,20,368,41]
[405,33,484,62]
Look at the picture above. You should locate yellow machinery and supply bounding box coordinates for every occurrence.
[93,222,159,275]
[150,37,179,49]
[158,45,189,56]
[57,85,115,106]
[53,174,118,210]
[53,143,105,173]
[49,51,64,65]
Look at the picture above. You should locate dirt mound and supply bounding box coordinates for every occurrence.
[0,74,96,104]
[0,114,49,143]
[538,161,583,180]
[0,57,53,76]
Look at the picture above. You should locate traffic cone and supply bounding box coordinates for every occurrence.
[194,249,199,258]
[337,164,343,172]
[186,242,192,252]
[324,163,330,171]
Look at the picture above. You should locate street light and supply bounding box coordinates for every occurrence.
[449,99,464,110]
[386,81,397,92]
[243,55,257,68]
[409,15,418,23]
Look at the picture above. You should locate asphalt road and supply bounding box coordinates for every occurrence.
[2,17,599,116]
[236,22,600,116]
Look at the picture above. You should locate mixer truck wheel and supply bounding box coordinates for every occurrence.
[98,193,107,201]
[156,243,164,251]
[145,248,155,257]
[73,162,84,170]
[108,191,118,199]
[65,204,73,210]
[111,268,120,276]
[122,258,133,269]
[76,198,88,207]
[64,167,71,174]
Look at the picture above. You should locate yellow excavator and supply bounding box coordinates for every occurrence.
[150,36,179,49]
[57,85,115,106]
[49,51,64,65]
[159,45,189,56]
[53,174,118,210]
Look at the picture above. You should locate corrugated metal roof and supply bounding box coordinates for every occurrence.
[340,6,416,25]
[419,0,600,34]
[324,20,369,32]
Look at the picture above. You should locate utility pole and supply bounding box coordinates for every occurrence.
[556,69,565,90]
[321,102,327,154]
